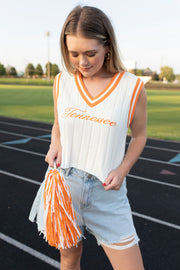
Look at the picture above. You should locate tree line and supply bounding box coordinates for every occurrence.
[129,66,176,82]
[0,62,176,82]
[0,62,60,78]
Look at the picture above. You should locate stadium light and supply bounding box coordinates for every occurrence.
[45,31,50,84]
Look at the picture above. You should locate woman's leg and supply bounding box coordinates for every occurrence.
[102,236,144,270]
[60,241,83,270]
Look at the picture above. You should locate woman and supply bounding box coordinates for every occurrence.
[45,5,146,270]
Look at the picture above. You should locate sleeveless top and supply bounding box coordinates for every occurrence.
[53,71,144,183]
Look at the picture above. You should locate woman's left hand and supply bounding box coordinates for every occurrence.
[103,167,126,191]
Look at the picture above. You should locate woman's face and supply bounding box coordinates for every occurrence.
[66,34,108,78]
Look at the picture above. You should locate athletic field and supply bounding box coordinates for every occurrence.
[0,116,180,270]
[0,84,180,141]
[0,83,180,269]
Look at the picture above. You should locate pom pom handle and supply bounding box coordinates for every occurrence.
[49,160,58,170]
[54,161,57,170]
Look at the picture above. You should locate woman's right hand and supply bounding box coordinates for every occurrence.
[45,145,62,168]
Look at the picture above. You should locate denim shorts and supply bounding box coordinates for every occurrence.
[61,167,139,249]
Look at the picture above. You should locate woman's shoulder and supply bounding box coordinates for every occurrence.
[55,70,74,80]
[123,71,139,81]
[122,71,144,86]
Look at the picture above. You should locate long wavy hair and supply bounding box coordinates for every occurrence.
[60,5,126,74]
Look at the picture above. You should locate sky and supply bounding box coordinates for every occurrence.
[0,0,180,74]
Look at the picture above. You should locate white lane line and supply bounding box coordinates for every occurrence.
[128,174,180,189]
[0,232,60,269]
[132,212,180,230]
[1,131,178,154]
[0,144,45,157]
[143,144,180,153]
[1,119,179,148]
[2,119,178,145]
[0,170,41,186]
[1,129,178,152]
[1,170,180,231]
[1,169,179,190]
[0,120,52,132]
[0,130,50,142]
[1,143,179,167]
[126,142,180,153]
[1,169,180,231]
[139,156,180,167]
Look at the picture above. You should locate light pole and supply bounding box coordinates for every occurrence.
[45,31,50,84]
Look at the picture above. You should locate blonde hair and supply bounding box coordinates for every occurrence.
[60,5,126,74]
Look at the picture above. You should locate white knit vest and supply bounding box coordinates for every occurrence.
[54,71,144,183]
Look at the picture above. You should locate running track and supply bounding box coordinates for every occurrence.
[0,116,180,270]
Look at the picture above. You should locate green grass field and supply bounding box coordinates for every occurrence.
[146,90,180,141]
[0,85,54,123]
[0,84,179,141]
[0,78,54,86]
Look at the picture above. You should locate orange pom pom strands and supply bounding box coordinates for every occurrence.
[44,167,82,249]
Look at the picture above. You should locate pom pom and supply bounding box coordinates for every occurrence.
[44,168,82,249]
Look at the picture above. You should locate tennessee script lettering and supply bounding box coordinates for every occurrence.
[61,107,117,126]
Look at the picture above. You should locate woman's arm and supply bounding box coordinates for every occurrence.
[45,81,62,168]
[104,86,147,190]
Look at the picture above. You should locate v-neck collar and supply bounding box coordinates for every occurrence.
[74,71,125,107]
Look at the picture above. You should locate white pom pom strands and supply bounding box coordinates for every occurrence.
[43,168,82,249]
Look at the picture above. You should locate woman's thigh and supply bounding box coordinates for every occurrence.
[102,242,144,270]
